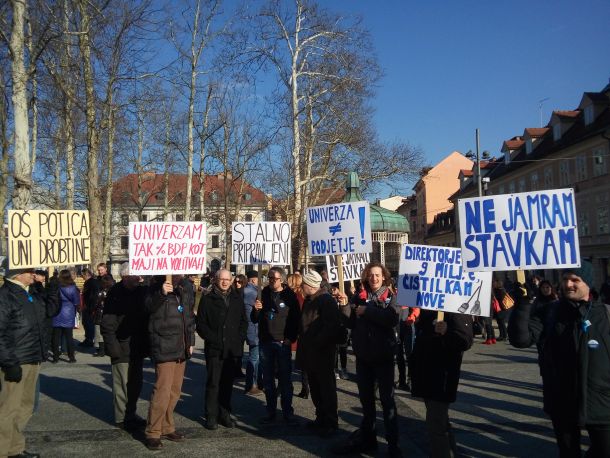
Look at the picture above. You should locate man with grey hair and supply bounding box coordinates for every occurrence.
[196,268,248,430]
[101,262,149,430]
[0,256,58,458]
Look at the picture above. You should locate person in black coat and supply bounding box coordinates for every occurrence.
[0,258,58,457]
[80,268,100,347]
[143,275,196,451]
[333,262,401,457]
[252,266,301,424]
[296,270,344,438]
[509,262,610,458]
[196,269,248,430]
[409,310,473,458]
[101,263,149,430]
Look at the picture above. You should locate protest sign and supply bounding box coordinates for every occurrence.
[306,201,371,256]
[457,188,580,271]
[129,222,207,275]
[326,253,370,283]
[231,222,291,265]
[397,244,492,316]
[8,210,91,268]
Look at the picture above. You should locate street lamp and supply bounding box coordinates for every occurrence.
[466,128,491,197]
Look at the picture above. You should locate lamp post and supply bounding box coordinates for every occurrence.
[466,128,490,197]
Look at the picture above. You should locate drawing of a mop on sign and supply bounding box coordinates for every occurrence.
[458,281,482,315]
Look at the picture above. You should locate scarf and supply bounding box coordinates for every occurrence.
[359,285,390,308]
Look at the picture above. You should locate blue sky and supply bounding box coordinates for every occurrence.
[339,0,610,194]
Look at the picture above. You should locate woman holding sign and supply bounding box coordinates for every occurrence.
[333,262,401,457]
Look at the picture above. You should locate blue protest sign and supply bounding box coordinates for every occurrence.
[457,188,580,272]
[306,201,372,256]
[397,244,492,316]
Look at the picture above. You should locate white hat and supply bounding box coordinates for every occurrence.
[302,270,322,288]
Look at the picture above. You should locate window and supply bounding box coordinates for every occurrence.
[544,168,553,187]
[210,190,218,202]
[498,185,505,194]
[593,148,607,177]
[576,156,587,181]
[530,173,539,191]
[140,213,148,222]
[599,207,609,234]
[211,215,219,226]
[120,236,129,250]
[211,235,220,248]
[560,162,570,186]
[194,213,202,221]
[120,214,129,226]
[508,182,516,194]
[245,213,253,222]
[175,213,184,222]
[526,140,533,155]
[579,212,589,236]
[518,178,526,193]
[584,105,594,125]
[553,124,562,141]
[244,192,252,201]
[504,151,511,164]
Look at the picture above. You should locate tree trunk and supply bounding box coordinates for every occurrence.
[78,0,104,266]
[102,102,116,259]
[0,70,10,231]
[10,0,32,210]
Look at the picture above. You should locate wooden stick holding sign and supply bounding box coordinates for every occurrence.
[336,255,345,295]
[257,268,263,300]
[437,311,444,322]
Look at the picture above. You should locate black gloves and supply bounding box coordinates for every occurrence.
[3,365,23,383]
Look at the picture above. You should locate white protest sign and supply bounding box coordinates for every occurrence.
[8,210,91,268]
[129,222,207,275]
[325,253,370,283]
[231,222,291,265]
[306,201,372,256]
[397,244,492,317]
[457,188,580,272]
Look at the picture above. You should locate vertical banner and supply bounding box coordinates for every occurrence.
[325,253,370,283]
[231,222,291,265]
[8,210,91,268]
[397,244,492,317]
[129,222,207,275]
[306,201,372,256]
[458,188,580,272]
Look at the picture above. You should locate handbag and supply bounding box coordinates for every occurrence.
[492,297,501,313]
[501,293,514,310]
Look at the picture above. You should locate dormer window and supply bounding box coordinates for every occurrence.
[553,124,562,141]
[584,105,594,125]
[526,140,533,155]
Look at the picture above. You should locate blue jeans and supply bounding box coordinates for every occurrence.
[260,341,293,417]
[245,344,263,391]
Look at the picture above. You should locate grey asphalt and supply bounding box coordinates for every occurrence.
[25,331,560,458]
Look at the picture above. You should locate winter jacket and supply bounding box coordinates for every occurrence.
[82,277,100,313]
[243,283,259,346]
[509,296,610,425]
[146,288,195,364]
[409,310,473,403]
[296,289,343,372]
[251,285,300,344]
[344,286,400,364]
[53,285,80,328]
[196,286,248,359]
[101,282,149,363]
[0,279,58,368]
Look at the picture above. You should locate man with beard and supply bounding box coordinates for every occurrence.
[509,261,610,458]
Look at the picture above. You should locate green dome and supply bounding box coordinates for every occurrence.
[343,172,410,233]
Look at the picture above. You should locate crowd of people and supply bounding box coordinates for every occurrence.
[1,255,609,458]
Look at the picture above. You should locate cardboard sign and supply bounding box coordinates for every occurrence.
[458,188,580,271]
[325,253,370,283]
[306,201,372,256]
[8,210,91,268]
[231,222,291,265]
[397,244,492,317]
[129,222,206,275]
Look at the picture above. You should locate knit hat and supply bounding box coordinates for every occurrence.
[562,259,593,287]
[302,270,322,288]
[246,270,258,279]
[1,256,35,278]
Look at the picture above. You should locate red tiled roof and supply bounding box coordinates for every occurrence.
[553,110,580,119]
[111,173,267,207]
[524,127,550,137]
[460,170,473,177]
[502,138,525,150]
